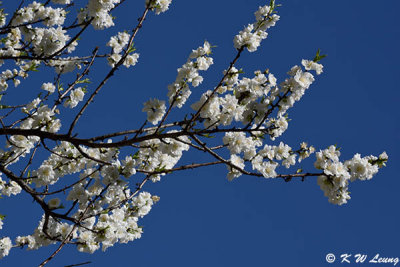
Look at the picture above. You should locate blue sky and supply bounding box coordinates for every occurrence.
[1,0,399,266]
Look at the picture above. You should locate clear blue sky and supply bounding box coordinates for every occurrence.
[1,0,399,266]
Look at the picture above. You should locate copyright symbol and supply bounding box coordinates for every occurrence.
[326,253,336,263]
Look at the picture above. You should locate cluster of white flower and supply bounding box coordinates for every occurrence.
[0,237,12,259]
[12,2,66,27]
[24,26,71,56]
[6,2,73,57]
[275,60,322,118]
[4,134,38,164]
[48,58,82,74]
[223,135,307,180]
[223,132,261,160]
[79,0,121,30]
[190,90,221,128]
[123,53,139,68]
[301,59,323,75]
[41,82,56,93]
[107,32,139,68]
[13,190,154,254]
[191,70,277,130]
[142,98,166,125]
[167,41,213,108]
[0,59,38,92]
[234,4,280,52]
[315,146,387,205]
[122,155,137,178]
[251,142,296,178]
[0,57,42,95]
[0,176,22,197]
[0,101,62,166]
[217,67,240,94]
[3,138,157,254]
[0,69,19,92]
[265,117,288,140]
[0,61,37,90]
[0,28,23,63]
[345,153,386,181]
[73,191,155,253]
[0,0,389,262]
[107,31,129,54]
[146,0,172,14]
[297,142,315,162]
[33,141,104,188]
[132,192,155,217]
[84,209,139,252]
[23,104,61,133]
[227,154,245,181]
[0,4,76,93]
[15,215,76,251]
[137,132,190,182]
[52,0,71,4]
[64,87,85,108]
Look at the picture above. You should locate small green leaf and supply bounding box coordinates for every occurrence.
[313,49,327,63]
[76,78,91,84]
[131,151,140,159]
[127,43,136,54]
[57,82,64,92]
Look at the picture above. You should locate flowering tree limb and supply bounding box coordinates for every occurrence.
[0,0,388,265]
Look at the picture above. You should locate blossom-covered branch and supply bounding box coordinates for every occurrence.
[0,0,387,265]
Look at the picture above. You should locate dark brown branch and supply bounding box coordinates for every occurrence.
[64,262,92,267]
[52,47,99,110]
[67,7,150,136]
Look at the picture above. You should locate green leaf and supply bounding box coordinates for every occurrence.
[270,0,276,10]
[202,133,215,138]
[313,49,327,63]
[76,78,91,84]
[0,37,7,44]
[57,81,64,92]
[27,62,39,72]
[127,43,136,54]
[131,151,140,160]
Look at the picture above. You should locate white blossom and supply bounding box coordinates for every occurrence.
[0,237,12,259]
[227,154,245,181]
[146,0,172,14]
[142,98,166,125]
[64,88,85,108]
[301,59,323,75]
[41,82,55,93]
